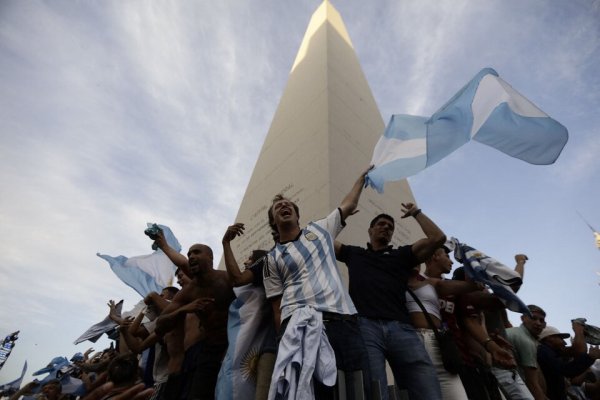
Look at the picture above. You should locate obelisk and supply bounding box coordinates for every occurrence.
[219,1,425,283]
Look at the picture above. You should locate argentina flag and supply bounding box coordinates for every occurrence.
[74,300,122,344]
[97,224,181,297]
[0,361,27,395]
[448,237,530,316]
[366,68,568,192]
[216,284,274,400]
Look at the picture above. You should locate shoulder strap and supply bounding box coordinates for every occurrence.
[406,287,443,342]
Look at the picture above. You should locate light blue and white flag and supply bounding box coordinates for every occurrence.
[366,68,568,192]
[97,224,181,297]
[73,300,122,345]
[448,237,530,316]
[32,357,70,376]
[0,360,27,395]
[216,285,274,400]
[27,357,85,397]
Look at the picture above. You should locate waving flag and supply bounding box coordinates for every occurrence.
[0,361,27,396]
[576,211,600,250]
[74,300,122,345]
[216,285,274,400]
[0,331,19,372]
[366,68,568,192]
[447,237,530,316]
[27,357,85,398]
[97,224,181,297]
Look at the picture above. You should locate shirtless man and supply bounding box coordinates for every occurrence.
[155,269,203,400]
[155,239,234,400]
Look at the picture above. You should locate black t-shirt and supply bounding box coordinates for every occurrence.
[338,244,418,322]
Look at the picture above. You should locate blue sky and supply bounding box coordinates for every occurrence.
[1,0,599,383]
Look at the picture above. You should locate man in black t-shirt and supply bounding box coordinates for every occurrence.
[336,205,445,400]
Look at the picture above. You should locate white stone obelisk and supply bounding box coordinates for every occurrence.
[219,1,425,284]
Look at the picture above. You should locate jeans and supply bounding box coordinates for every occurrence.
[359,318,442,400]
[491,367,534,400]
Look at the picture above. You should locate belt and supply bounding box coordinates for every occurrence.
[322,312,358,322]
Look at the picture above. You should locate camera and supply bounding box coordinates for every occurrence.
[144,223,162,250]
[144,223,162,239]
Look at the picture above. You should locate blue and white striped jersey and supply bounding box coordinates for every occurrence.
[263,208,357,321]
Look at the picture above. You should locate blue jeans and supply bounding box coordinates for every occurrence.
[359,318,442,400]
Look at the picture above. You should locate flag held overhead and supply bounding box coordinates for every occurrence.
[97,224,181,297]
[367,68,568,192]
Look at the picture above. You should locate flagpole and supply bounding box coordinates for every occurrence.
[576,210,598,233]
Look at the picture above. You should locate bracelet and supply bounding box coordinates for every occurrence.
[483,337,493,350]
[412,209,422,217]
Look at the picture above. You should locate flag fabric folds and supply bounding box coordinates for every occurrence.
[572,318,600,345]
[74,300,122,345]
[366,68,568,192]
[447,238,530,316]
[0,331,19,371]
[0,361,27,396]
[97,224,181,297]
[216,285,274,400]
[25,357,85,398]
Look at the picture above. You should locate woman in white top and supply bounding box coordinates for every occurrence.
[406,247,479,400]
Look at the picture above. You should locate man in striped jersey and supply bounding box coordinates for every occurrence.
[263,167,372,400]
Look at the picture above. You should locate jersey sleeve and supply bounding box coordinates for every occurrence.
[313,208,345,239]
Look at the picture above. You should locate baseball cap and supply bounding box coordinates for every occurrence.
[539,326,570,341]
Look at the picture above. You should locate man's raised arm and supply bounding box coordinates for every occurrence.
[338,166,372,221]
[403,203,446,262]
[154,229,190,277]
[222,223,255,287]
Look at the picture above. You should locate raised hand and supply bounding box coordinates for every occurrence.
[222,223,245,244]
[400,203,420,219]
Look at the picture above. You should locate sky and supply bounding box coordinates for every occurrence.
[1,0,599,384]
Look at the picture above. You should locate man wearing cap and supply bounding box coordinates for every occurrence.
[336,207,446,400]
[9,379,65,400]
[506,305,547,400]
[537,323,600,400]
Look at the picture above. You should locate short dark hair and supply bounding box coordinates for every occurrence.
[43,379,62,391]
[188,244,213,259]
[267,194,299,232]
[251,249,268,263]
[527,304,546,317]
[452,266,465,281]
[108,353,139,387]
[163,286,179,297]
[369,213,395,228]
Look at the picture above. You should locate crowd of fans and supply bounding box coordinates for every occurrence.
[4,167,600,400]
